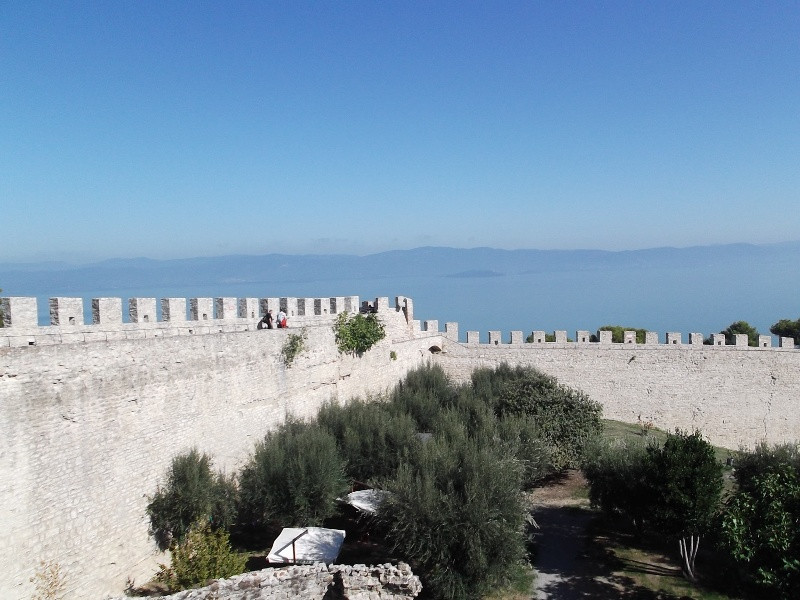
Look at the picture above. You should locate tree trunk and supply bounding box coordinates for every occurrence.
[678,535,700,583]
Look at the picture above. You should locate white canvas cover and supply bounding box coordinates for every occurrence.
[267,527,346,564]
[342,489,389,515]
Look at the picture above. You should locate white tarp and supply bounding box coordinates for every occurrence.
[342,489,389,515]
[267,527,346,564]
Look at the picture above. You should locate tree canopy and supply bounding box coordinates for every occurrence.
[718,443,800,599]
[770,317,800,344]
[583,430,723,583]
[719,320,760,346]
[146,449,238,551]
[595,325,648,343]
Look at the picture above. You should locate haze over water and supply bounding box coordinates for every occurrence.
[21,258,799,344]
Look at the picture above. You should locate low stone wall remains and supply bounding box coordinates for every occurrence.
[107,563,422,600]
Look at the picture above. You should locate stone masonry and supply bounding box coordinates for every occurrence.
[107,562,422,600]
[1,294,799,599]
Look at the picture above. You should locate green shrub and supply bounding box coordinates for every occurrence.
[495,414,552,488]
[582,438,650,527]
[429,386,496,439]
[594,325,648,343]
[388,364,456,432]
[147,449,238,551]
[471,363,532,408]
[492,367,603,470]
[718,443,800,598]
[379,430,526,600]
[730,441,800,492]
[155,522,247,592]
[281,329,307,366]
[333,311,386,354]
[238,420,348,527]
[584,430,723,582]
[317,399,419,483]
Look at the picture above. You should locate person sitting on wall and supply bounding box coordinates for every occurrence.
[257,309,274,330]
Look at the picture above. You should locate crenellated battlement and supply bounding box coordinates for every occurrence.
[3,293,796,350]
[2,292,799,599]
[0,295,418,348]
[419,320,796,350]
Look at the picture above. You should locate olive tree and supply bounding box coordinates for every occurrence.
[238,420,348,527]
[146,449,238,551]
[378,429,526,600]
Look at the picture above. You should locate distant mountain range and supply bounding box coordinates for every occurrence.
[2,242,800,295]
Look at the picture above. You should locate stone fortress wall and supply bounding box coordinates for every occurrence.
[1,294,799,599]
[0,294,437,600]
[425,322,799,451]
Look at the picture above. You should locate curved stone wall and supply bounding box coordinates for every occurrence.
[433,337,800,450]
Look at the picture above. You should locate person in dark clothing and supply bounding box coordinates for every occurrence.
[257,310,274,330]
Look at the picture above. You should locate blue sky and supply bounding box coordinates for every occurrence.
[3,1,799,262]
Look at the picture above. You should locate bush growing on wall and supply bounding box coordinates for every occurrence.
[281,329,307,366]
[238,420,348,527]
[333,311,386,355]
[30,560,67,600]
[147,449,238,551]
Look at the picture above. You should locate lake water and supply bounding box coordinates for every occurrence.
[24,260,799,343]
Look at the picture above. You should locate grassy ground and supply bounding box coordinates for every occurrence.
[588,514,743,600]
[482,563,537,600]
[602,419,738,463]
[520,419,745,600]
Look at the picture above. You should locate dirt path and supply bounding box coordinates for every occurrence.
[530,472,620,599]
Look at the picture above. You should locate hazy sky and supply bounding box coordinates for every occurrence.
[3,1,799,262]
